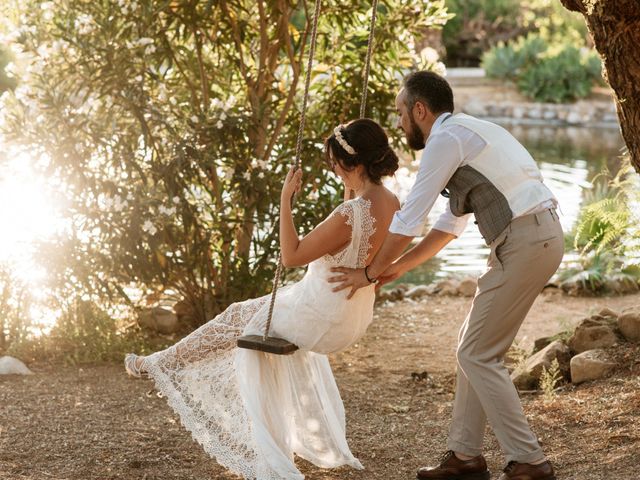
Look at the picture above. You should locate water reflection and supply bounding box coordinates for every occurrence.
[383,123,625,284]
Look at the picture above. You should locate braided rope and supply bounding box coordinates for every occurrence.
[263,0,378,340]
[360,0,379,118]
[263,0,322,340]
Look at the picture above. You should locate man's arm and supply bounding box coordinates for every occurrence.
[376,228,456,286]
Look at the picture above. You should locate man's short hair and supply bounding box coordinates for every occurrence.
[402,71,454,115]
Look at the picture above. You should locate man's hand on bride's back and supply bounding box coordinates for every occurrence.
[375,262,405,289]
[328,267,369,299]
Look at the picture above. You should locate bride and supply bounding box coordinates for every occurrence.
[124,118,400,479]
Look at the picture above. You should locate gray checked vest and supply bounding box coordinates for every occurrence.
[439,114,556,245]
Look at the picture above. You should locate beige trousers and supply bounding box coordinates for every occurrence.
[447,208,564,464]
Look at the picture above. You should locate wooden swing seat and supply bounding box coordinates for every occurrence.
[236,335,299,355]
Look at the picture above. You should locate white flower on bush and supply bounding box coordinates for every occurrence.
[75,14,96,35]
[258,172,265,179]
[190,115,198,123]
[250,158,268,170]
[113,195,128,212]
[219,111,227,121]
[225,95,236,110]
[420,46,440,64]
[308,190,319,201]
[142,220,157,235]
[172,196,180,204]
[158,205,176,216]
[433,62,446,77]
[242,171,251,181]
[40,2,55,21]
[209,98,223,110]
[216,120,223,129]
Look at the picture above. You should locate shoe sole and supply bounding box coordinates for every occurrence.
[416,471,491,480]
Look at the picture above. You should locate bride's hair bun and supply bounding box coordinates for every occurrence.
[324,118,399,184]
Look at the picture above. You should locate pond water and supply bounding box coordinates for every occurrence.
[382,122,626,286]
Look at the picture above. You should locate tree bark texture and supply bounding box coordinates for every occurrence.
[560,0,640,172]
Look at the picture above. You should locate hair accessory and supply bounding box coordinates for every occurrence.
[333,125,356,155]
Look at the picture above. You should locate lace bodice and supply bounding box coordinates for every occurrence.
[322,197,377,268]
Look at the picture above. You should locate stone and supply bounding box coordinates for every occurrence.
[435,279,460,296]
[138,307,180,334]
[464,100,488,117]
[566,111,583,124]
[617,312,640,342]
[405,285,431,300]
[606,276,640,294]
[568,319,617,353]
[598,307,620,319]
[570,349,617,384]
[376,287,405,302]
[0,356,34,375]
[533,336,554,353]
[458,277,477,297]
[511,340,571,390]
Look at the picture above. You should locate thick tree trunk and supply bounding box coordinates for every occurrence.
[560,0,640,173]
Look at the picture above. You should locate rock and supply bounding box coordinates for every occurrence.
[458,277,477,297]
[0,356,34,375]
[570,349,617,384]
[599,307,620,319]
[405,285,432,300]
[566,111,583,124]
[376,287,405,302]
[606,276,640,294]
[464,100,488,117]
[533,336,554,353]
[435,279,460,296]
[617,312,640,342]
[568,319,618,353]
[138,307,180,334]
[511,341,571,390]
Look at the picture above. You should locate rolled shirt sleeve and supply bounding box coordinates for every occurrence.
[432,202,472,237]
[389,130,466,237]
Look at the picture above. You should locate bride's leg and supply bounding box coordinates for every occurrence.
[140,297,268,370]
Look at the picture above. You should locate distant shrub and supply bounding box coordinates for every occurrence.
[482,35,603,103]
[483,35,547,80]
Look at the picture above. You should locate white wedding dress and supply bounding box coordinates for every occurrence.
[143,197,377,480]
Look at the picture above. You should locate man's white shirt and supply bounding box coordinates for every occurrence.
[389,112,556,238]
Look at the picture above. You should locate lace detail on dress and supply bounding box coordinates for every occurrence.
[355,198,377,268]
[143,295,281,480]
[322,197,376,268]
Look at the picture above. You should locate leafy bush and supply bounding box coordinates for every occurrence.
[558,157,640,294]
[483,35,547,80]
[518,46,599,103]
[0,0,450,333]
[483,36,603,103]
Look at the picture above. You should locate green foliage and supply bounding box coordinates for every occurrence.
[0,0,450,331]
[517,46,600,103]
[0,263,33,354]
[559,157,640,294]
[483,34,547,80]
[483,36,603,103]
[539,358,562,403]
[7,298,165,364]
[443,0,588,66]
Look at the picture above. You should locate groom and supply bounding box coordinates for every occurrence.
[329,71,562,480]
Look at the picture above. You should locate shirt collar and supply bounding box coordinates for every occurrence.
[430,111,453,136]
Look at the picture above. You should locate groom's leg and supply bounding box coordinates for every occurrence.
[448,209,563,464]
[447,313,488,457]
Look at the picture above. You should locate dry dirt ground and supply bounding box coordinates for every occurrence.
[1,291,639,480]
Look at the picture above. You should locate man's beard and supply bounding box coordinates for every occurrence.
[405,112,426,151]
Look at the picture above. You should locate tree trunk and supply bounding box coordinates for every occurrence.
[560,0,640,173]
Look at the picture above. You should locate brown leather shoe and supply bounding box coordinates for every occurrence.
[498,460,556,480]
[416,450,490,480]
